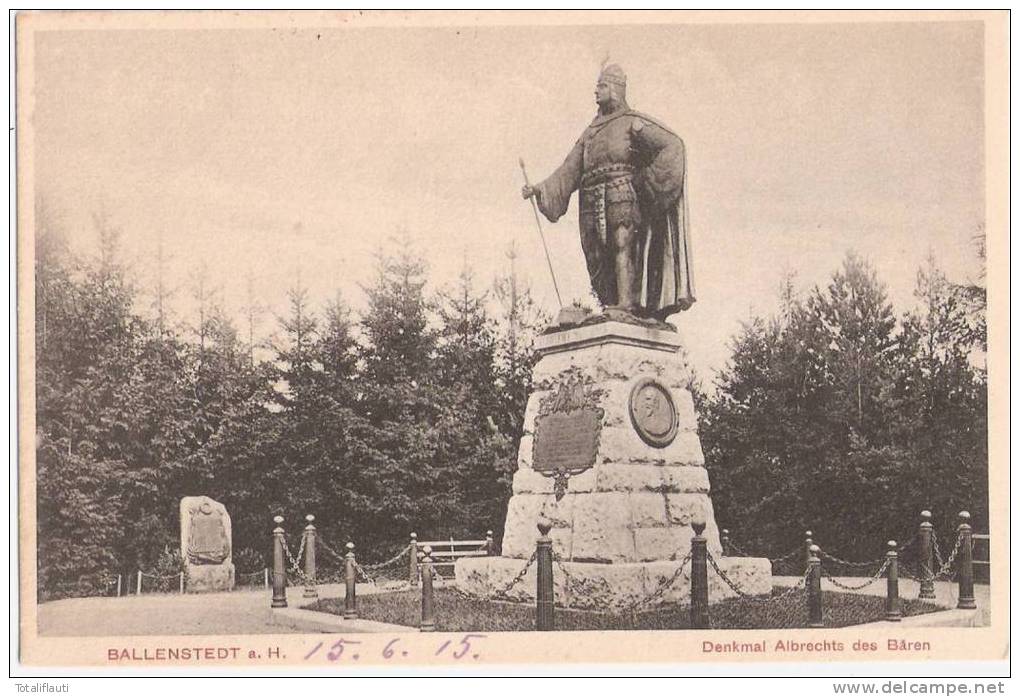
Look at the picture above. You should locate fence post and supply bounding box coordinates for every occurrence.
[264,567,269,589]
[271,515,288,608]
[136,570,142,595]
[535,521,554,631]
[807,544,823,628]
[690,520,710,629]
[179,571,184,594]
[303,515,318,600]
[918,510,936,599]
[885,540,901,622]
[486,530,495,556]
[956,511,976,609]
[420,545,436,632]
[720,528,730,557]
[344,542,358,619]
[804,530,814,570]
[116,574,122,598]
[409,532,419,587]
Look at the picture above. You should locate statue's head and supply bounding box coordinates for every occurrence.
[595,63,627,110]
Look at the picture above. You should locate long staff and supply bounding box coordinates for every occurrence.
[519,158,563,309]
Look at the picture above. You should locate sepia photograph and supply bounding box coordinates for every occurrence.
[13,10,1009,674]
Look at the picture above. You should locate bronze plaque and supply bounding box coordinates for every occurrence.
[533,408,601,473]
[187,504,230,565]
[629,378,678,448]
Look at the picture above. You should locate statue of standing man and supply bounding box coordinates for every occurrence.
[522,64,696,322]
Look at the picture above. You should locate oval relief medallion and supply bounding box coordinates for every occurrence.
[628,378,678,448]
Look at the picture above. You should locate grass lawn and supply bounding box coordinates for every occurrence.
[307,588,944,632]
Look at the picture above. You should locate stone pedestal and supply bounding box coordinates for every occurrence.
[180,496,235,592]
[456,320,771,609]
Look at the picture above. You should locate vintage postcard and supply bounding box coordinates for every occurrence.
[14,10,1009,674]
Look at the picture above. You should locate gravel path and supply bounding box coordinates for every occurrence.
[36,583,376,637]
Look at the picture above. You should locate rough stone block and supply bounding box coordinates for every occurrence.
[558,562,648,611]
[511,467,549,495]
[454,556,491,597]
[643,560,694,604]
[664,493,712,527]
[517,434,534,468]
[593,463,709,494]
[660,465,711,494]
[596,463,665,492]
[634,527,691,562]
[501,493,574,559]
[590,344,672,383]
[628,492,669,528]
[598,426,705,466]
[531,352,586,389]
[671,390,697,431]
[707,556,772,601]
[186,563,235,593]
[570,492,635,562]
[521,391,550,435]
[457,555,772,611]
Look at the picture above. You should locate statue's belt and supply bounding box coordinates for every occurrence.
[580,168,637,246]
[580,163,636,187]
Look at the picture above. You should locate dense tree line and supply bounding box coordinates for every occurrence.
[34,215,545,599]
[34,210,987,599]
[701,252,988,561]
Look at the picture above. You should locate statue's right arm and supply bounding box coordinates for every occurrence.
[531,139,584,223]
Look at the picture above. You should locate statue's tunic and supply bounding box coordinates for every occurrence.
[533,108,696,318]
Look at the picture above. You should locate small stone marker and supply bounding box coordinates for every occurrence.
[180,496,235,592]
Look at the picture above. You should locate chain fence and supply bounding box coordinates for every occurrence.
[708,554,812,628]
[818,549,887,574]
[621,552,693,614]
[489,551,537,602]
[822,558,890,591]
[932,533,962,581]
[236,568,268,588]
[137,570,184,594]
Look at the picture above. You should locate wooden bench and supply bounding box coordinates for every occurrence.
[413,534,494,579]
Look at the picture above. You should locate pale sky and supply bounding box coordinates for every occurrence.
[30,17,985,378]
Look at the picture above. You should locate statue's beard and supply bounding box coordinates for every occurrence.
[598,94,628,115]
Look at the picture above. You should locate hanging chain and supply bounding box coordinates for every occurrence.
[359,546,410,571]
[707,550,807,603]
[316,537,349,564]
[281,535,305,573]
[619,552,694,613]
[354,562,374,584]
[551,552,581,596]
[933,534,962,580]
[139,570,182,580]
[491,552,537,600]
[281,536,315,584]
[932,530,945,569]
[770,546,804,564]
[819,549,887,569]
[821,558,890,591]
